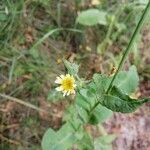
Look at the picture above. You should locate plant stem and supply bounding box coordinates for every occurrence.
[106,1,150,93]
[90,1,150,112]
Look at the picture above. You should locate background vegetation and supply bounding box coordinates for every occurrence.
[0,0,150,150]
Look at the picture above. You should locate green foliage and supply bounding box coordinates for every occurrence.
[101,86,150,113]
[89,104,113,124]
[76,9,107,26]
[42,60,115,150]
[63,60,79,75]
[77,133,94,150]
[113,66,139,94]
[76,83,113,124]
[42,59,150,150]
[93,74,111,95]
[94,135,116,150]
[1,0,150,150]
[47,89,63,102]
[42,123,78,150]
[137,0,149,5]
[92,65,149,113]
[0,0,24,47]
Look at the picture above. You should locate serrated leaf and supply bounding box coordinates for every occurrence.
[98,134,116,144]
[113,65,139,94]
[41,128,57,150]
[94,134,115,150]
[76,83,112,124]
[42,123,77,150]
[76,89,93,111]
[100,86,150,113]
[77,9,107,26]
[93,74,111,95]
[77,133,94,150]
[76,104,89,123]
[95,144,112,150]
[76,88,95,124]
[63,105,83,129]
[63,60,79,75]
[93,66,139,95]
[89,104,112,124]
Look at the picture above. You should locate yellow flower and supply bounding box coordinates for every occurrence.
[55,74,76,96]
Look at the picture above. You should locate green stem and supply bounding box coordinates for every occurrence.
[106,1,150,93]
[90,1,150,112]
[57,1,61,27]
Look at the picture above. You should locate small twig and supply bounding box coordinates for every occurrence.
[0,93,63,118]
[0,93,48,113]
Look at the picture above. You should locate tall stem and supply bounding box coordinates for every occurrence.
[90,1,150,112]
[106,1,150,93]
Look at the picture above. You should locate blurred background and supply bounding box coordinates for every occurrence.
[0,0,150,150]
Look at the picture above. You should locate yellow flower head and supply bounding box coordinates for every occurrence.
[55,74,76,96]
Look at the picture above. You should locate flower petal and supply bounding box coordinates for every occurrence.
[55,77,62,84]
[73,84,77,87]
[63,91,67,97]
[60,75,65,79]
[55,86,63,91]
[66,74,70,78]
[71,90,75,94]
[67,91,71,96]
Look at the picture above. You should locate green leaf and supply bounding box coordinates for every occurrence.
[93,74,111,95]
[63,59,79,75]
[98,134,116,144]
[113,65,139,94]
[136,0,149,5]
[76,89,93,111]
[76,88,95,124]
[42,128,57,150]
[47,89,63,102]
[77,133,94,150]
[76,104,89,123]
[89,104,112,124]
[77,9,107,26]
[100,86,150,113]
[93,66,139,95]
[94,134,116,150]
[76,82,112,124]
[63,105,83,129]
[42,123,77,150]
